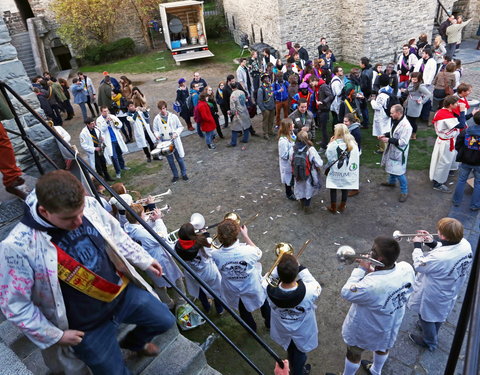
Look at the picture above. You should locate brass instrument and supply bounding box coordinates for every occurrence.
[211,212,260,249]
[336,245,385,267]
[393,230,439,243]
[134,189,172,205]
[264,240,311,288]
[166,212,205,244]
[145,204,170,219]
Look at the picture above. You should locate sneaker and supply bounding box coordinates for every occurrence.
[433,184,451,193]
[226,144,236,147]
[287,194,296,201]
[208,144,216,150]
[374,149,384,155]
[380,182,396,187]
[147,158,152,163]
[182,175,189,181]
[171,177,179,183]
[122,167,131,171]
[408,333,433,351]
[303,363,311,375]
[116,173,121,179]
[399,193,408,202]
[360,360,373,374]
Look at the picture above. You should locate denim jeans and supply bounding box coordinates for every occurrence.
[419,314,442,351]
[287,340,307,375]
[78,102,88,122]
[166,149,187,178]
[230,129,249,146]
[73,284,175,375]
[452,163,480,209]
[359,100,369,127]
[205,130,215,146]
[446,43,456,58]
[196,122,204,137]
[388,173,408,194]
[111,141,125,174]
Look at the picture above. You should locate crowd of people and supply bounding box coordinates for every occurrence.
[0,12,479,375]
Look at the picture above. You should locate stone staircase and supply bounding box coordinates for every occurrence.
[0,193,221,375]
[10,32,37,79]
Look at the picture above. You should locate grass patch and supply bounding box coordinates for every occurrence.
[80,36,239,74]
[106,159,162,196]
[336,61,360,72]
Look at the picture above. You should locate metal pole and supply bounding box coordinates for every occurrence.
[444,238,480,374]
[0,82,45,174]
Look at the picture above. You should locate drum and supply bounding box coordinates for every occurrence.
[153,140,175,157]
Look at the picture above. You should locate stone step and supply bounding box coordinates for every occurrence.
[0,320,38,361]
[140,334,208,375]
[198,365,223,375]
[0,341,33,375]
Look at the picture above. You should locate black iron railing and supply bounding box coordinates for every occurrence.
[0,81,284,374]
[435,0,450,26]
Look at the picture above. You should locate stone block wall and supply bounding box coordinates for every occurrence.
[0,18,64,176]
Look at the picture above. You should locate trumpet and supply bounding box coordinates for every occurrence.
[210,212,260,249]
[264,240,311,288]
[336,245,385,267]
[145,204,170,219]
[134,189,172,205]
[392,230,439,242]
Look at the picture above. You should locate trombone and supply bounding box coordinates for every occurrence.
[134,189,172,205]
[166,212,207,244]
[210,212,260,249]
[264,240,311,288]
[336,245,385,267]
[393,230,439,242]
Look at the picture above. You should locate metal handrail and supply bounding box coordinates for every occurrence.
[436,0,449,25]
[0,81,284,373]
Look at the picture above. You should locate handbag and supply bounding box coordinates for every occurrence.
[173,101,181,113]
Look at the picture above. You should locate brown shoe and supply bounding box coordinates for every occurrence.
[338,202,347,212]
[304,206,313,214]
[380,182,396,187]
[137,342,160,357]
[5,185,27,200]
[348,190,359,197]
[6,176,25,188]
[327,203,337,214]
[399,193,408,202]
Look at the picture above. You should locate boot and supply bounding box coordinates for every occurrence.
[327,202,337,214]
[338,201,347,212]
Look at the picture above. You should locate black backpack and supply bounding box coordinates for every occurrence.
[292,145,312,181]
[384,92,400,117]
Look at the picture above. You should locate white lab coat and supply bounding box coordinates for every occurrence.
[128,111,155,149]
[267,268,321,353]
[381,116,413,176]
[278,136,294,185]
[96,115,128,165]
[396,53,418,74]
[414,58,437,86]
[325,139,360,190]
[212,240,266,312]
[370,91,391,136]
[290,145,323,200]
[124,220,183,288]
[330,76,344,115]
[407,239,472,322]
[341,262,415,351]
[183,246,223,299]
[52,126,72,161]
[429,114,460,183]
[152,111,185,158]
[79,126,103,168]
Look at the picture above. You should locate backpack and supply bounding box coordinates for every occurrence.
[292,145,312,181]
[187,94,195,115]
[383,91,400,117]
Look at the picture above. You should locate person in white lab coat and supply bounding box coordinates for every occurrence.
[126,102,156,162]
[340,236,415,375]
[212,219,270,332]
[175,223,224,314]
[124,203,186,309]
[407,217,472,352]
[266,254,321,375]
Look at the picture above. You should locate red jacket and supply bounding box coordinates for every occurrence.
[194,100,216,132]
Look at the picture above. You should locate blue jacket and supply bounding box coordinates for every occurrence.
[273,81,289,102]
[70,84,87,104]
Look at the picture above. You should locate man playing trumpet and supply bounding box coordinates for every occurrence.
[212,219,270,332]
[265,254,321,375]
[96,106,130,179]
[407,217,472,352]
[340,236,415,375]
[126,101,156,163]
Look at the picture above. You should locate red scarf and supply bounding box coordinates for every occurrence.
[178,239,195,249]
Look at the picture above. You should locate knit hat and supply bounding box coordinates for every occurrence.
[178,78,186,84]
[299,82,309,89]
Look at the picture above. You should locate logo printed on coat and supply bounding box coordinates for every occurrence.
[448,253,472,280]
[221,260,248,280]
[278,305,305,321]
[382,282,412,314]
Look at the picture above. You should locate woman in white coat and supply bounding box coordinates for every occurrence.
[175,223,224,314]
[325,124,359,214]
[126,102,156,162]
[370,74,392,153]
[153,100,188,182]
[124,203,186,310]
[290,130,323,214]
[277,118,296,200]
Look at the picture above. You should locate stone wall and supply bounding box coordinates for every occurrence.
[221,0,473,65]
[1,0,27,35]
[0,18,64,176]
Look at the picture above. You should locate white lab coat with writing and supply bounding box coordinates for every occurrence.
[79,126,103,168]
[212,240,266,312]
[96,115,128,165]
[381,116,412,176]
[183,246,223,299]
[278,136,294,185]
[407,239,472,322]
[129,111,155,149]
[152,111,185,158]
[325,139,360,190]
[341,262,415,351]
